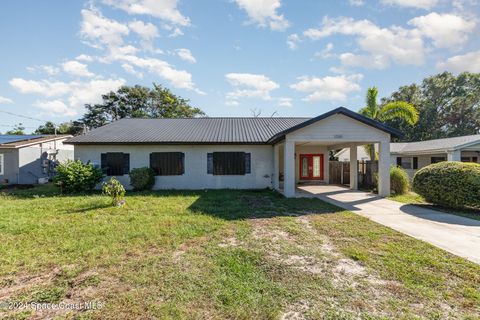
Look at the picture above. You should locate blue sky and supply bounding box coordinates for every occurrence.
[0,0,479,132]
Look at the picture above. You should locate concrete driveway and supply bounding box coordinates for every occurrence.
[297,185,480,264]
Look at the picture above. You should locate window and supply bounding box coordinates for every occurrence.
[397,157,416,170]
[0,154,4,175]
[431,157,446,164]
[150,152,184,175]
[101,153,130,176]
[207,152,251,175]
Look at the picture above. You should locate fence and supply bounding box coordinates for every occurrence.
[329,160,378,188]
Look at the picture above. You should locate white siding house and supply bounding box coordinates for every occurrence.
[66,107,401,197]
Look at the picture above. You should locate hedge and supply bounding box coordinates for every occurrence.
[390,166,409,195]
[413,161,480,209]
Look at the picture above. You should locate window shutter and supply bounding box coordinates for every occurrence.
[245,153,251,174]
[101,153,107,174]
[123,153,130,174]
[396,157,402,167]
[150,152,184,175]
[207,153,213,174]
[413,157,418,169]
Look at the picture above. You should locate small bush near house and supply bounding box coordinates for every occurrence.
[129,167,155,191]
[413,161,480,209]
[390,166,410,195]
[54,160,103,193]
[102,177,126,206]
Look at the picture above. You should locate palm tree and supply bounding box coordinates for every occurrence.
[359,87,419,160]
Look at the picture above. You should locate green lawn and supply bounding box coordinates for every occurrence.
[388,192,480,221]
[0,185,479,319]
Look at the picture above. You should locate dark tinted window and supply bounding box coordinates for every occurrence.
[101,153,129,176]
[207,152,251,175]
[150,152,184,175]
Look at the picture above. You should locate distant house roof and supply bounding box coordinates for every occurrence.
[391,134,480,154]
[65,107,402,145]
[0,135,71,149]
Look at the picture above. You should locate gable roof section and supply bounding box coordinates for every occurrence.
[0,135,72,149]
[392,134,480,154]
[267,107,402,143]
[65,107,402,145]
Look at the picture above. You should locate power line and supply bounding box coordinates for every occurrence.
[0,110,48,123]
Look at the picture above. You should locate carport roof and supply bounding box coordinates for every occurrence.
[65,107,402,145]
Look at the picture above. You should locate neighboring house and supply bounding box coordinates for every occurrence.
[65,107,401,197]
[0,135,74,185]
[335,134,480,177]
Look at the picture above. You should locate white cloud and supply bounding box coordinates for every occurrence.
[26,65,60,76]
[234,0,290,31]
[314,43,335,59]
[437,51,480,73]
[128,20,160,49]
[76,54,94,62]
[33,100,77,117]
[302,16,426,68]
[225,73,280,104]
[62,60,95,77]
[408,13,476,48]
[0,96,13,104]
[381,0,438,9]
[277,97,292,107]
[175,48,196,63]
[80,8,130,49]
[290,74,363,102]
[119,55,203,93]
[349,0,364,6]
[9,78,71,97]
[339,53,389,69]
[287,33,300,50]
[121,63,144,78]
[102,0,190,26]
[10,77,126,113]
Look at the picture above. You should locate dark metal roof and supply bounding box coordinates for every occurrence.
[65,117,309,145]
[65,107,402,145]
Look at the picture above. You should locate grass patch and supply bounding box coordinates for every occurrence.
[389,192,480,221]
[0,185,478,319]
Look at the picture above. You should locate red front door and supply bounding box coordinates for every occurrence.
[300,154,324,180]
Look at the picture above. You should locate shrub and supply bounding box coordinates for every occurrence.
[54,160,103,193]
[102,177,126,206]
[129,167,155,191]
[390,166,410,195]
[413,161,480,209]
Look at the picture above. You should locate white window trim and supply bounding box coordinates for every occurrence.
[0,154,4,175]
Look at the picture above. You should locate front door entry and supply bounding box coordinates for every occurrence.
[300,154,324,180]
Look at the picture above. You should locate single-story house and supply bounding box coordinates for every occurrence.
[0,135,74,185]
[65,107,402,197]
[335,134,480,177]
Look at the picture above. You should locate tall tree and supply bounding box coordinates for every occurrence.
[6,123,25,135]
[35,121,84,135]
[81,84,205,129]
[359,87,419,160]
[383,72,480,141]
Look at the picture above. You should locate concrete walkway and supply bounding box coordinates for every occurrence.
[297,185,480,264]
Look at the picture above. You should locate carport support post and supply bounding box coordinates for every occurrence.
[349,144,358,190]
[284,140,295,197]
[378,141,391,197]
[447,150,461,161]
[273,144,280,190]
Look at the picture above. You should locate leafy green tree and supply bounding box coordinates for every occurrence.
[383,72,480,141]
[81,84,205,129]
[6,123,25,135]
[35,121,84,135]
[359,87,419,159]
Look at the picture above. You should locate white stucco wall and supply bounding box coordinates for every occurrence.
[286,114,390,144]
[74,144,274,190]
